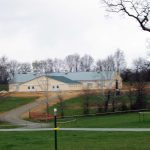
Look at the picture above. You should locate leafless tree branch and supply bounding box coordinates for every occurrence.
[102,0,150,32]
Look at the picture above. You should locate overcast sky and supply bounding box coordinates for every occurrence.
[0,0,149,67]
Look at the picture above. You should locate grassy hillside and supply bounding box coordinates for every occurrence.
[48,94,150,128]
[48,93,150,117]
[0,97,37,113]
[48,95,104,116]
[56,113,150,128]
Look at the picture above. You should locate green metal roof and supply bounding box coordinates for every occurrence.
[9,71,116,84]
[48,76,79,84]
[50,71,115,81]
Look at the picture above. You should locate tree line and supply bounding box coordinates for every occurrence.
[0,49,125,83]
[0,49,150,84]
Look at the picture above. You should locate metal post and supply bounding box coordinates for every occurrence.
[29,109,31,119]
[54,108,58,150]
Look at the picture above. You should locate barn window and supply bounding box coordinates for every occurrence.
[87,83,93,87]
[57,85,59,88]
[32,86,35,89]
[28,86,30,90]
[53,86,55,88]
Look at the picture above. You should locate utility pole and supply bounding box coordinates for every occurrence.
[54,108,58,150]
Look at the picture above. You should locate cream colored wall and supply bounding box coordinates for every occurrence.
[80,80,117,90]
[9,74,122,92]
[9,84,19,92]
[80,73,122,90]
[10,76,82,92]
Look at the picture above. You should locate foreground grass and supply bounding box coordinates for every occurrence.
[55,113,150,128]
[0,131,150,150]
[0,84,8,91]
[0,121,19,129]
[48,94,150,117]
[48,95,103,116]
[0,97,37,113]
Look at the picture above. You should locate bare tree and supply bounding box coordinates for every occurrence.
[104,90,111,112]
[102,55,115,71]
[65,54,80,72]
[134,78,147,109]
[96,56,115,72]
[106,55,115,71]
[112,50,126,110]
[45,59,54,73]
[102,0,150,32]
[39,60,47,73]
[18,63,31,73]
[121,68,133,82]
[131,57,148,109]
[96,51,125,73]
[0,56,9,83]
[33,60,47,73]
[73,53,80,72]
[81,88,92,115]
[8,60,20,78]
[133,57,147,72]
[53,58,65,72]
[32,61,40,73]
[127,82,136,109]
[58,94,65,117]
[80,54,94,72]
[96,93,103,113]
[96,59,103,71]
[65,55,75,72]
[32,59,54,73]
[114,49,126,73]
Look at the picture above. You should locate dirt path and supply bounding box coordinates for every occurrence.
[0,91,80,128]
[0,96,58,128]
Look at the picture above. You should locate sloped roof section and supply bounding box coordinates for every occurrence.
[9,73,42,84]
[9,71,116,84]
[48,76,79,84]
[49,71,116,81]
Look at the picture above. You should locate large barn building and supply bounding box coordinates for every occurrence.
[9,71,122,92]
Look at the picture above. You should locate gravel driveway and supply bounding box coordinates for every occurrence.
[0,96,57,128]
[0,92,80,128]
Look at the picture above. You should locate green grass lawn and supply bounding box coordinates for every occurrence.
[0,121,19,129]
[0,131,150,150]
[0,84,8,91]
[48,95,104,116]
[48,93,150,117]
[54,113,150,128]
[47,94,150,128]
[0,96,37,113]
